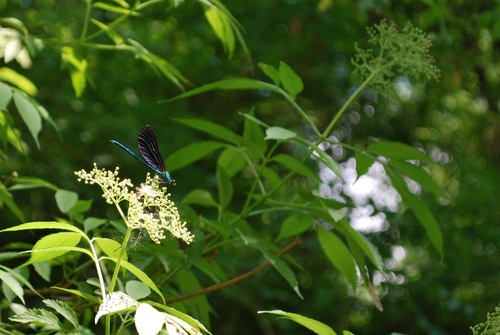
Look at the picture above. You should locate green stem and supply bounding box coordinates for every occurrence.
[322,69,378,138]
[278,87,321,138]
[108,203,133,293]
[80,0,93,40]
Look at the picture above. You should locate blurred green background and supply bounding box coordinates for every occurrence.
[1,1,500,334]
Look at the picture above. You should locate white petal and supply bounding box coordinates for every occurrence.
[135,303,166,335]
[4,38,21,63]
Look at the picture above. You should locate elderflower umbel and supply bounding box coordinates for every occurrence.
[75,164,194,244]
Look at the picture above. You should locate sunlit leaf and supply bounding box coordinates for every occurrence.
[95,238,125,260]
[90,19,124,45]
[0,68,37,95]
[30,232,82,263]
[258,310,337,335]
[265,126,296,140]
[92,2,139,15]
[61,47,87,97]
[204,6,235,58]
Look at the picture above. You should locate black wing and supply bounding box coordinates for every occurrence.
[137,125,167,172]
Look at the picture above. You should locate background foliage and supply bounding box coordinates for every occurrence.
[1,1,499,334]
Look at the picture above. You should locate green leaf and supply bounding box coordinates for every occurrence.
[216,164,233,209]
[386,169,443,258]
[407,192,443,258]
[311,142,344,180]
[43,299,78,329]
[355,150,376,178]
[61,47,87,98]
[318,228,357,287]
[92,2,139,15]
[83,217,107,233]
[277,213,313,241]
[0,269,25,304]
[126,280,151,300]
[258,62,281,85]
[31,232,82,263]
[273,154,319,180]
[161,305,211,335]
[204,5,235,58]
[182,189,218,207]
[33,261,51,282]
[162,78,277,103]
[12,90,42,147]
[70,199,93,214]
[1,221,87,236]
[279,61,304,98]
[55,189,78,214]
[258,310,337,335]
[173,118,243,145]
[90,19,123,45]
[388,159,448,199]
[261,249,303,299]
[265,126,296,140]
[104,257,165,303]
[10,308,61,327]
[53,287,100,304]
[243,109,267,159]
[261,166,285,197]
[336,220,383,272]
[0,183,25,222]
[0,82,12,110]
[127,39,190,91]
[217,147,246,178]
[95,238,125,260]
[173,269,211,324]
[166,141,225,171]
[10,176,58,191]
[367,141,432,163]
[0,68,37,95]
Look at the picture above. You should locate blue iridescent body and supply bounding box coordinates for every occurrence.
[111,125,176,185]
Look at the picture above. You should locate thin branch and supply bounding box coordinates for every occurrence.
[166,237,302,304]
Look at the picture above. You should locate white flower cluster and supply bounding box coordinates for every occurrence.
[75,164,194,244]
